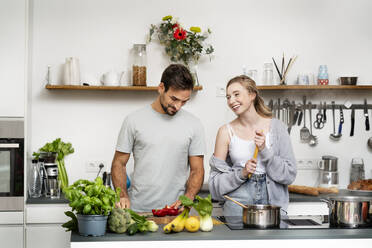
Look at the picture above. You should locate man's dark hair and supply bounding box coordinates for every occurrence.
[161,64,194,92]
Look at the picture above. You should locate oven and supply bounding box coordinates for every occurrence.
[0,119,24,211]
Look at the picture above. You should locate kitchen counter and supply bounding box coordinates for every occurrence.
[26,195,69,204]
[70,223,372,248]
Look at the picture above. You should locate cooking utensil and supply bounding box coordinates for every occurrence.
[223,195,247,208]
[368,137,372,149]
[247,146,259,179]
[364,99,370,131]
[350,107,355,136]
[223,195,281,228]
[300,96,310,142]
[336,106,344,137]
[313,102,324,129]
[321,196,372,228]
[323,102,327,123]
[308,102,318,146]
[330,101,341,141]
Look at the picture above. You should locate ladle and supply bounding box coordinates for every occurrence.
[368,137,372,149]
[330,101,341,141]
[223,195,247,209]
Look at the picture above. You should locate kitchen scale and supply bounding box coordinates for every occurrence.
[218,216,328,230]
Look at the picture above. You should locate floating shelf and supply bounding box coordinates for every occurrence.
[256,85,372,90]
[45,84,203,91]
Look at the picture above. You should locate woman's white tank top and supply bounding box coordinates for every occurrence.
[227,124,270,174]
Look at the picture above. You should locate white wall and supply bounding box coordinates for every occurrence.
[29,0,372,188]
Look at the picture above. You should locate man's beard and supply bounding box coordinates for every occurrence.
[160,100,177,116]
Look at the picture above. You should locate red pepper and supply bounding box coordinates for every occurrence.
[152,209,167,217]
[167,208,179,216]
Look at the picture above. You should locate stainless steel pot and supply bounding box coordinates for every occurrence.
[322,196,372,228]
[243,204,281,228]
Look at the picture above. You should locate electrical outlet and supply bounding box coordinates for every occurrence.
[85,161,105,173]
[216,85,226,97]
[296,159,319,170]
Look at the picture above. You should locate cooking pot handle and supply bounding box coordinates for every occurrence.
[320,198,333,209]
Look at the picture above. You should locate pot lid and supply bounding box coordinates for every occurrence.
[321,155,338,161]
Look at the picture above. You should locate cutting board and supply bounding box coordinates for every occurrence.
[138,213,223,225]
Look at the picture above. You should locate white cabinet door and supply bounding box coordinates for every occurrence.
[0,0,26,117]
[26,224,71,248]
[0,225,23,248]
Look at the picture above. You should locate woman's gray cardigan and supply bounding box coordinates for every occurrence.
[208,118,297,212]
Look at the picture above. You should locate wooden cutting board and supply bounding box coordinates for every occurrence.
[139,213,223,225]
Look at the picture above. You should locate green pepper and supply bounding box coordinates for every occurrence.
[126,223,138,235]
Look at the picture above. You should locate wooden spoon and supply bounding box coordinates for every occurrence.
[223,195,247,208]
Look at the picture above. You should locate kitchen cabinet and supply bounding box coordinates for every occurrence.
[0,0,26,117]
[0,211,24,248]
[26,204,71,248]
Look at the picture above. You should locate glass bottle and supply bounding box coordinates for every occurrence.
[132,44,147,86]
[28,159,42,198]
[262,63,274,85]
[38,158,47,196]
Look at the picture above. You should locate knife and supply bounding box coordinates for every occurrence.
[350,107,355,137]
[365,99,370,131]
[323,102,327,123]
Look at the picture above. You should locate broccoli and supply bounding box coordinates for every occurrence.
[108,208,133,233]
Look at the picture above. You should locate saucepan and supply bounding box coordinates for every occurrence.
[321,196,372,228]
[224,195,281,228]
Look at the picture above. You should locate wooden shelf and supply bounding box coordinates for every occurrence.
[45,84,203,91]
[257,85,372,90]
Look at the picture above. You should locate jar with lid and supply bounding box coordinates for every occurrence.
[317,65,329,85]
[132,44,147,86]
[262,63,274,85]
[350,158,365,183]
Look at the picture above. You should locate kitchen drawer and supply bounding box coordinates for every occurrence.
[26,204,70,224]
[0,211,23,224]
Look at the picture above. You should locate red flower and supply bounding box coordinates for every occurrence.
[172,23,179,29]
[173,28,187,40]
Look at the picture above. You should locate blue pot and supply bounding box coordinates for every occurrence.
[77,214,108,237]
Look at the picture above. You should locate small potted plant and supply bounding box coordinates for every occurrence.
[62,177,120,236]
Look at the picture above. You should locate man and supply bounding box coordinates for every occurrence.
[111,64,205,212]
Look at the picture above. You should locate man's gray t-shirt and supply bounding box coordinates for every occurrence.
[116,105,205,212]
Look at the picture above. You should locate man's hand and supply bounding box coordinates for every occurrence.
[116,197,131,209]
[169,200,182,210]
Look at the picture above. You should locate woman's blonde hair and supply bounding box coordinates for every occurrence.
[226,75,272,118]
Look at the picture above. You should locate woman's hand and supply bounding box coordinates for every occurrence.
[254,130,266,151]
[242,159,257,178]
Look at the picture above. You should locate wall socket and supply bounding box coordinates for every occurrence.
[296,159,319,170]
[85,161,105,173]
[216,85,226,97]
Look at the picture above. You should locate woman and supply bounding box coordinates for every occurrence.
[208,75,296,217]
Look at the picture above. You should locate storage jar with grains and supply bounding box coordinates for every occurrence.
[132,44,147,86]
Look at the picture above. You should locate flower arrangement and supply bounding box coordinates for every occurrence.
[149,15,214,66]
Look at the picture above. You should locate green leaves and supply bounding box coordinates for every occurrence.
[148,16,214,66]
[178,194,213,217]
[33,138,74,190]
[61,211,78,232]
[179,195,194,207]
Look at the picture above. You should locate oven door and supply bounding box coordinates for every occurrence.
[0,141,24,211]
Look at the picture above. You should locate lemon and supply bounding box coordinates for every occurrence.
[185,216,200,232]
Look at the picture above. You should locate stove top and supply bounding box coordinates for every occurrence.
[218,216,328,230]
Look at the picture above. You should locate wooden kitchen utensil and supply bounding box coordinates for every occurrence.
[224,195,247,208]
[247,146,259,179]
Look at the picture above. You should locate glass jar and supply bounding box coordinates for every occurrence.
[132,44,147,86]
[317,65,329,85]
[350,158,365,183]
[262,63,274,85]
[28,159,42,198]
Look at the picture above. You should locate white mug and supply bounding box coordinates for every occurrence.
[101,70,119,86]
